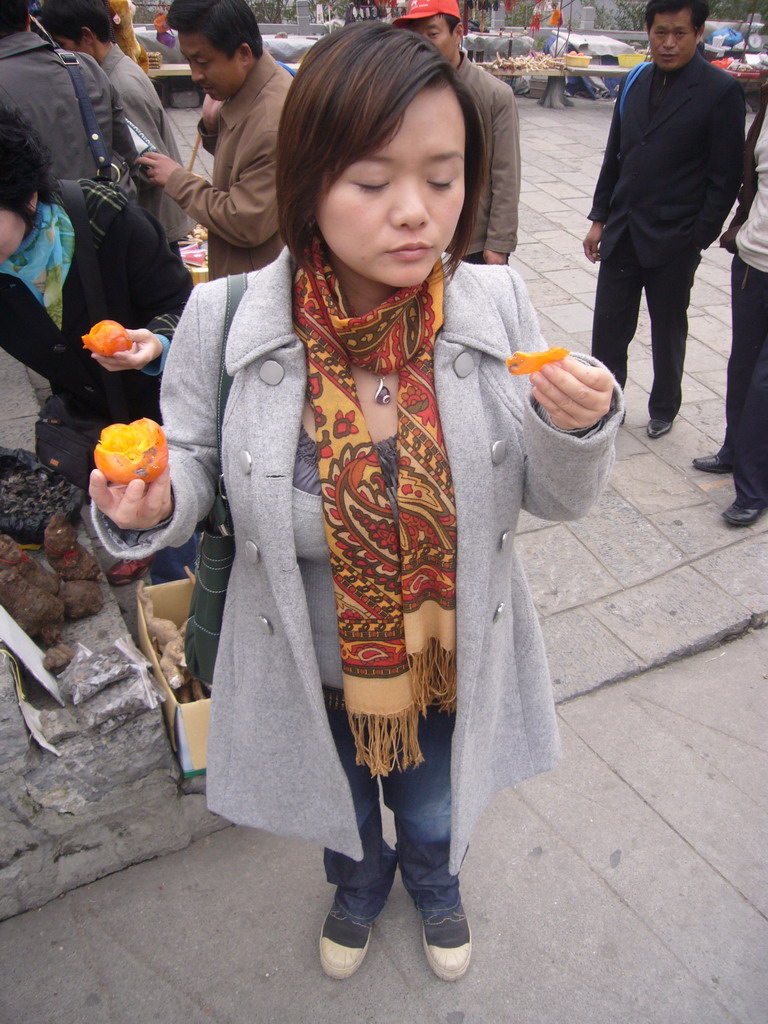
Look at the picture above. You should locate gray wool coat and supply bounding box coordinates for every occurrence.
[93,249,622,873]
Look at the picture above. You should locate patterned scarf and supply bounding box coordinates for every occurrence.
[0,201,75,329]
[293,241,457,775]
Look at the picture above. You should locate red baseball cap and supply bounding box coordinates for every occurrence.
[392,0,461,27]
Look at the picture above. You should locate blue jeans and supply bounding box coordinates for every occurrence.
[150,532,200,585]
[324,704,460,926]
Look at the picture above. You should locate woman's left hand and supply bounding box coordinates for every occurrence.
[530,356,615,432]
[89,329,163,372]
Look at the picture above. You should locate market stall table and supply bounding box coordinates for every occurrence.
[486,63,634,108]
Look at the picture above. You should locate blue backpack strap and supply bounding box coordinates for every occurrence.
[619,61,651,118]
[276,60,297,76]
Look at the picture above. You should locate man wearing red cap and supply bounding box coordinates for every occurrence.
[394,0,520,265]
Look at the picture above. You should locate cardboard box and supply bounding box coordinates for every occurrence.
[136,578,209,777]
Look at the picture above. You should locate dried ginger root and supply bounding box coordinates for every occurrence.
[137,580,180,651]
[159,634,186,689]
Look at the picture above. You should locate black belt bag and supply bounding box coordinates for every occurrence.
[35,393,108,492]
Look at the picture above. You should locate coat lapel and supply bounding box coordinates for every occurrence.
[642,56,702,136]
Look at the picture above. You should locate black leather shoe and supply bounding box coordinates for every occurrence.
[692,454,733,474]
[722,503,766,526]
[647,418,673,439]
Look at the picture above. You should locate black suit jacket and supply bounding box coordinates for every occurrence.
[589,54,745,267]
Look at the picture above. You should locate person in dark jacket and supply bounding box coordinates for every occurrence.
[692,83,768,526]
[0,0,137,196]
[0,106,192,582]
[583,0,744,439]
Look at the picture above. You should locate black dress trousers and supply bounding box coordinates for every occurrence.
[592,231,701,422]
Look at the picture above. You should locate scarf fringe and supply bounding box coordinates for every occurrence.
[410,637,457,715]
[349,704,424,777]
[349,638,457,776]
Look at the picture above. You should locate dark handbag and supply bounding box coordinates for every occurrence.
[35,393,108,492]
[34,180,129,490]
[184,273,248,687]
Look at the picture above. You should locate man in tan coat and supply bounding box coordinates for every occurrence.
[395,0,520,264]
[138,0,291,279]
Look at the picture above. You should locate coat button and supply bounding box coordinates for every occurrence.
[260,359,284,386]
[491,440,507,464]
[52,343,67,353]
[499,530,512,551]
[244,540,260,563]
[238,450,252,475]
[256,615,273,635]
[492,602,505,623]
[453,351,474,378]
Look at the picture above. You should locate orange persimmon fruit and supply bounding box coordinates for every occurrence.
[506,346,570,375]
[82,319,132,356]
[94,418,169,485]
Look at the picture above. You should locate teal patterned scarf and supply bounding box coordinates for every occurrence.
[0,201,76,328]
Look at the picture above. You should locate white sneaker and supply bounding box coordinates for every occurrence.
[319,905,372,979]
[422,906,471,981]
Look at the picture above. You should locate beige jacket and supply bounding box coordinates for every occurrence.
[458,56,521,255]
[102,46,193,243]
[165,52,291,278]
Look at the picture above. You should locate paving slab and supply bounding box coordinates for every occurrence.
[609,453,708,515]
[687,312,736,352]
[515,524,620,615]
[590,566,751,663]
[0,352,41,420]
[693,535,768,623]
[509,241,575,273]
[700,303,733,326]
[540,300,595,333]
[692,368,730,402]
[650,503,751,558]
[685,336,731,375]
[568,487,685,587]
[1,629,764,1024]
[541,605,644,698]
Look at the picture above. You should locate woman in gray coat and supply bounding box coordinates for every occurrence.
[91,23,620,984]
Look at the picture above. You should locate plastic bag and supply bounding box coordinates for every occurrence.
[0,447,82,546]
[57,636,164,709]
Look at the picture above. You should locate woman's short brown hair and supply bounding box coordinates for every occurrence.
[277,22,486,275]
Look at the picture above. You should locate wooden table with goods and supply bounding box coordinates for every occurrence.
[484,54,768,108]
[482,54,635,108]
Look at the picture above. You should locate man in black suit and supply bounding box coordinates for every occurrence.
[583,0,744,439]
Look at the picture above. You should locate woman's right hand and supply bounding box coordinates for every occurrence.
[89,466,173,531]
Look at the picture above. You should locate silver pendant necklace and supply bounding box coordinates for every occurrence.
[374,377,392,405]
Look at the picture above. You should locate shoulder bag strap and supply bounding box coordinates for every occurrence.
[210,273,249,535]
[619,61,651,119]
[58,178,129,422]
[56,51,114,182]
